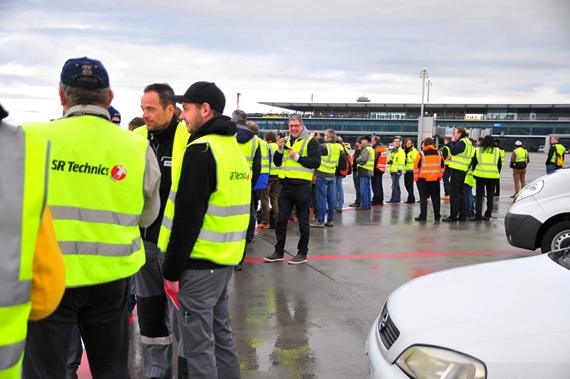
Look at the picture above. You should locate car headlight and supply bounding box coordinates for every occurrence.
[395,345,486,379]
[514,180,544,202]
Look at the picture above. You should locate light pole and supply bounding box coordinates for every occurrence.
[426,80,432,103]
[418,68,429,143]
[236,93,241,110]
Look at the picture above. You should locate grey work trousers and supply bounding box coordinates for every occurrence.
[175,266,241,379]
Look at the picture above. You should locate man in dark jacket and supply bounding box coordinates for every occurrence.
[264,115,321,264]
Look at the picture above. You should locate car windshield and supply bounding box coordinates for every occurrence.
[550,248,570,270]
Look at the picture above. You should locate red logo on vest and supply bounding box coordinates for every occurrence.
[111,165,127,181]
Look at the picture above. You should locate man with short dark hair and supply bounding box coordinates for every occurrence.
[443,127,473,222]
[311,128,341,226]
[264,115,321,264]
[161,81,250,378]
[355,135,375,210]
[23,56,161,378]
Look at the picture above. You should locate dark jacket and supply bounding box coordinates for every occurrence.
[163,116,237,280]
[141,115,182,244]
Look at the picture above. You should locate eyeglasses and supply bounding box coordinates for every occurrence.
[289,124,302,127]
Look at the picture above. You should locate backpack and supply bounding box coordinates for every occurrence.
[338,146,353,176]
[556,153,564,168]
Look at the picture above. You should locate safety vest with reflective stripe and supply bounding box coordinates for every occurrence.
[24,116,148,287]
[442,145,451,166]
[413,148,443,182]
[514,147,528,163]
[473,147,500,179]
[549,143,566,164]
[465,166,476,187]
[133,121,189,185]
[357,145,375,172]
[0,125,47,376]
[448,138,474,172]
[158,134,250,264]
[316,142,341,175]
[238,136,259,170]
[374,146,388,172]
[279,136,314,181]
[268,142,282,176]
[388,147,406,174]
[253,137,270,190]
[405,147,418,172]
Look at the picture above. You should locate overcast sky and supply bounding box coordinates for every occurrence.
[1,0,569,125]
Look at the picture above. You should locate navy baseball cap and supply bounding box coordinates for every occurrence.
[60,57,110,89]
[171,81,226,113]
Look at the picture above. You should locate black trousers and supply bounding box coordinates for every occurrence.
[371,171,384,204]
[404,171,415,202]
[449,168,467,219]
[275,183,312,256]
[475,177,498,218]
[417,179,441,219]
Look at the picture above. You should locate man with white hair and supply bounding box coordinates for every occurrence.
[510,140,529,198]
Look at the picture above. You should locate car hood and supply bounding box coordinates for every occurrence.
[385,253,570,366]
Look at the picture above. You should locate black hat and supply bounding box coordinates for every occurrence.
[171,81,225,113]
[60,57,110,89]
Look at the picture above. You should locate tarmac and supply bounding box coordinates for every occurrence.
[78,152,549,378]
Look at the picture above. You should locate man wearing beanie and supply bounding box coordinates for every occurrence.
[159,81,249,378]
[510,140,529,198]
[22,57,161,378]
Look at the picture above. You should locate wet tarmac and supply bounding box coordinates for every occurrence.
[81,153,549,378]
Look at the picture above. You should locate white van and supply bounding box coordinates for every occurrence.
[504,167,570,253]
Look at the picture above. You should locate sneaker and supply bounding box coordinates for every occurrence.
[261,223,270,229]
[349,202,360,207]
[310,221,324,228]
[324,221,334,227]
[335,209,343,213]
[288,254,308,265]
[264,251,284,262]
[234,264,243,271]
[246,236,255,243]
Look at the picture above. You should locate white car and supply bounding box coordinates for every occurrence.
[505,168,570,253]
[365,248,570,379]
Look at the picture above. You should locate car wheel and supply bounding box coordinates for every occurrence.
[541,221,570,253]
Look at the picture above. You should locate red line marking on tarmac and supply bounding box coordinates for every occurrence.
[244,250,535,263]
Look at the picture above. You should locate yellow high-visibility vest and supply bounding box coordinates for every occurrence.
[279,136,315,181]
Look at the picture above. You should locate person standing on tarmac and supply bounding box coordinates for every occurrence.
[0,104,65,378]
[545,135,566,173]
[403,138,418,203]
[441,137,452,200]
[510,140,529,198]
[442,127,473,222]
[264,115,321,265]
[413,137,444,221]
[470,135,501,221]
[231,110,261,271]
[371,136,387,205]
[386,136,405,204]
[133,83,190,379]
[160,81,250,378]
[22,56,161,378]
[311,128,341,227]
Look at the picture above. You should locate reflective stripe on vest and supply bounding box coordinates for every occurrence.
[316,143,341,175]
[414,150,443,181]
[24,116,148,286]
[268,142,282,175]
[279,136,314,181]
[239,137,258,168]
[158,135,250,264]
[357,145,375,171]
[405,148,418,171]
[448,138,473,172]
[259,138,270,174]
[0,125,48,373]
[473,147,500,179]
[388,147,405,173]
[374,146,387,172]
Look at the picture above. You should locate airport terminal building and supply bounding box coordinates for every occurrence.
[248,102,570,150]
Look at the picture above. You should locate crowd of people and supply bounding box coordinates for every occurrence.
[1,55,567,379]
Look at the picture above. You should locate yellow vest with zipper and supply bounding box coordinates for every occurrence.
[24,116,148,287]
[357,145,375,172]
[0,127,48,378]
[158,135,250,264]
[448,137,473,172]
[316,143,341,175]
[279,136,314,181]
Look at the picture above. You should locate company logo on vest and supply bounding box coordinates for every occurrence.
[51,159,127,181]
[111,165,127,181]
[229,171,250,181]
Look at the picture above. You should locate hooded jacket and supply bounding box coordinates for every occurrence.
[163,116,239,279]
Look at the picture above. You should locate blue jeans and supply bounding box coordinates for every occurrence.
[546,163,559,173]
[335,176,344,211]
[360,176,371,208]
[316,176,336,223]
[390,173,401,202]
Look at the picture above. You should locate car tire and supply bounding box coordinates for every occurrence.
[541,221,570,253]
